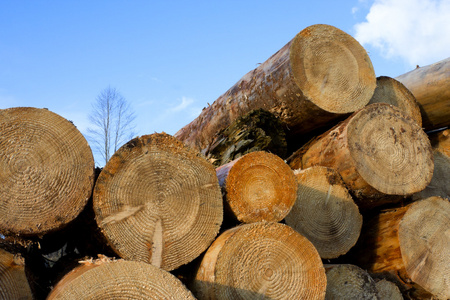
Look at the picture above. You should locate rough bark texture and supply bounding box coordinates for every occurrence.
[216,151,297,223]
[287,103,434,209]
[47,258,196,299]
[192,222,327,300]
[93,133,223,271]
[285,166,362,259]
[0,107,95,236]
[175,24,376,152]
[0,248,33,300]
[353,197,449,299]
[396,57,450,131]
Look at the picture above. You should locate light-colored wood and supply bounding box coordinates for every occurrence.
[47,258,196,299]
[192,222,327,300]
[288,103,434,209]
[368,76,422,126]
[93,133,223,271]
[216,151,297,223]
[396,57,450,131]
[324,264,378,300]
[354,196,449,299]
[0,107,95,236]
[285,166,362,259]
[175,24,376,152]
[0,249,33,300]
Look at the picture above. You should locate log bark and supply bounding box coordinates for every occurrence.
[216,151,297,223]
[47,258,196,299]
[0,248,33,300]
[352,196,450,299]
[324,264,378,300]
[285,166,362,259]
[204,109,287,167]
[396,57,450,131]
[192,222,327,300]
[287,103,434,209]
[93,133,223,271]
[0,107,95,236]
[368,76,422,126]
[175,24,376,152]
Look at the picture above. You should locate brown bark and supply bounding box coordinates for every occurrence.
[396,57,450,131]
[287,103,434,209]
[175,24,376,152]
[0,107,95,236]
[369,76,422,126]
[0,248,33,300]
[285,166,362,259]
[192,222,327,300]
[216,151,297,223]
[47,258,196,299]
[352,197,450,299]
[93,133,223,271]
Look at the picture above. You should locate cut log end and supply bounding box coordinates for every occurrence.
[0,249,33,300]
[290,24,376,114]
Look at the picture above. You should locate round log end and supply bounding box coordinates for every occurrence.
[0,249,33,300]
[0,107,95,236]
[47,258,196,299]
[285,166,362,259]
[193,222,327,300]
[347,103,434,196]
[399,196,450,299]
[93,133,223,271]
[290,24,376,114]
[224,151,297,223]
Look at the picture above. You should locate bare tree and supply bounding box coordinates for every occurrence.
[87,86,136,166]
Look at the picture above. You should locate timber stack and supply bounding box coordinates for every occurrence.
[0,24,448,300]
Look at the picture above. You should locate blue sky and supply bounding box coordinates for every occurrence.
[1,1,449,165]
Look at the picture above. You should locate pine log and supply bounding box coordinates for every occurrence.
[285,166,362,259]
[47,258,196,299]
[0,248,33,300]
[175,24,376,152]
[324,264,378,300]
[287,103,434,209]
[352,196,450,299]
[0,107,95,236]
[93,133,223,271]
[396,57,450,131]
[216,151,297,223]
[204,109,287,167]
[192,222,327,300]
[368,76,422,126]
[375,279,404,300]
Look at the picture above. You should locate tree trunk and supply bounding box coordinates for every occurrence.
[216,151,297,223]
[368,76,422,127]
[0,107,95,236]
[285,166,362,259]
[352,196,450,299]
[192,222,327,300]
[0,248,33,300]
[324,264,379,300]
[287,103,434,209]
[47,258,196,299]
[204,109,287,167]
[396,57,450,131]
[93,133,223,271]
[175,24,376,152]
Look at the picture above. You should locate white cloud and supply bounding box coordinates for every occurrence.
[354,0,450,67]
[169,96,194,113]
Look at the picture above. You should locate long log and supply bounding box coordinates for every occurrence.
[0,107,95,236]
[352,196,450,299]
[175,24,376,152]
[396,57,450,131]
[192,222,327,300]
[93,133,223,271]
[287,103,434,209]
[216,151,297,223]
[285,166,362,259]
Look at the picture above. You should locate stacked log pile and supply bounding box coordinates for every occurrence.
[1,24,448,299]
